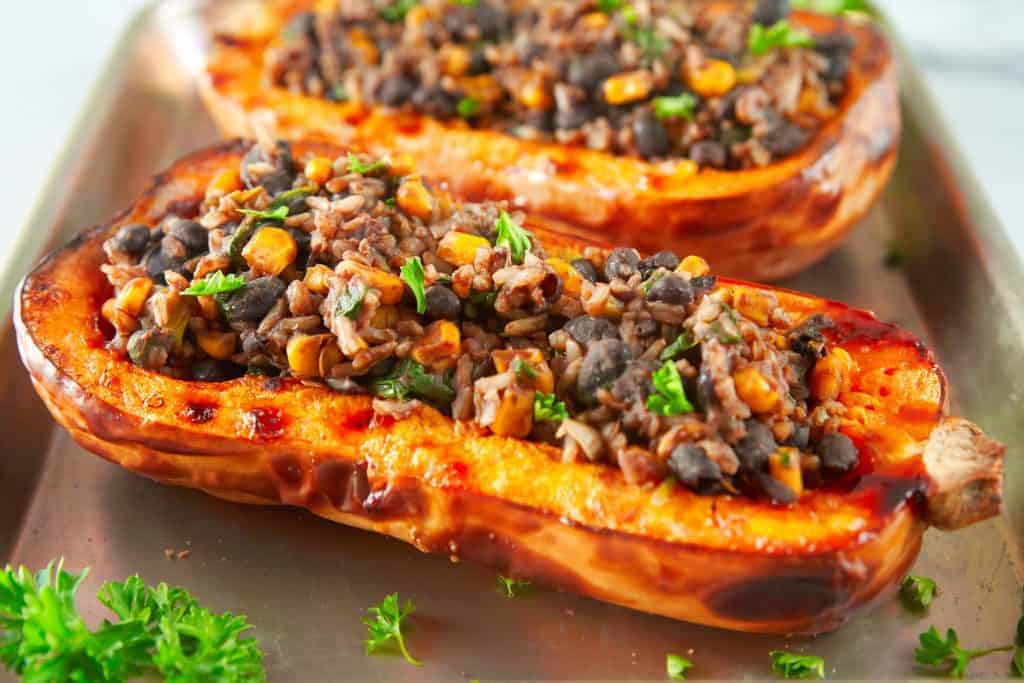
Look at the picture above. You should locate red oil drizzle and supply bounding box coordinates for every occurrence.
[247,407,288,440]
[180,401,218,424]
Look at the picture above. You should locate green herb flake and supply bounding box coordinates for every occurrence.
[534,392,569,422]
[181,271,246,297]
[883,242,907,269]
[624,24,666,61]
[400,256,427,314]
[336,280,366,319]
[769,651,825,679]
[900,575,937,611]
[457,96,482,118]
[667,653,693,680]
[791,0,871,16]
[0,560,266,681]
[379,0,419,23]
[384,197,398,207]
[642,270,666,294]
[660,331,697,361]
[597,0,625,12]
[647,360,694,417]
[468,289,498,308]
[1013,646,1023,678]
[497,576,532,598]
[493,211,533,264]
[653,93,697,121]
[914,626,1014,679]
[748,20,815,56]
[347,153,390,176]
[512,359,537,381]
[450,0,479,5]
[240,204,289,223]
[363,593,421,666]
[367,359,455,405]
[270,185,317,209]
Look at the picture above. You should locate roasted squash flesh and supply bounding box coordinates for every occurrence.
[201,2,901,281]
[15,141,1003,634]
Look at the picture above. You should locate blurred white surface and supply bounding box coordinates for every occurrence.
[3,0,1023,275]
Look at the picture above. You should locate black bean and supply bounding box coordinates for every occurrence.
[633,318,659,339]
[753,0,789,26]
[289,228,311,266]
[567,53,619,90]
[143,247,186,285]
[570,258,599,283]
[191,359,242,382]
[695,365,718,411]
[817,432,859,473]
[668,444,722,489]
[378,75,416,107]
[555,102,594,130]
[469,49,491,75]
[760,119,809,157]
[749,470,799,504]
[167,219,208,255]
[564,316,620,345]
[604,247,641,281]
[632,112,671,159]
[610,360,656,405]
[646,274,695,306]
[638,250,679,278]
[474,2,509,41]
[735,419,777,471]
[424,285,461,320]
[111,223,152,254]
[786,424,811,451]
[516,41,544,66]
[412,85,458,118]
[241,141,295,196]
[219,276,286,323]
[577,338,631,402]
[127,329,174,370]
[689,140,727,169]
[787,313,831,359]
[690,275,717,294]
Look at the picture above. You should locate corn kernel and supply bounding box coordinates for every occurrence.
[396,175,435,221]
[514,72,552,109]
[116,277,153,317]
[102,297,138,334]
[733,289,775,327]
[677,255,710,277]
[439,44,472,77]
[335,261,405,304]
[207,169,242,196]
[286,334,330,378]
[810,347,855,402]
[769,448,804,497]
[404,4,431,30]
[197,330,238,360]
[348,27,379,64]
[304,264,334,295]
[733,366,780,413]
[438,231,491,266]
[545,257,583,298]
[492,348,555,394]
[388,153,418,177]
[687,59,736,98]
[490,385,535,438]
[411,321,462,371]
[242,227,297,277]
[304,156,334,185]
[602,70,654,105]
[319,340,343,377]
[581,11,609,28]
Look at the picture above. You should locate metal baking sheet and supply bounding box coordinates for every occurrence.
[1,1,1020,680]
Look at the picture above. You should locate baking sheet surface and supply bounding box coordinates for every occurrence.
[1,1,1021,680]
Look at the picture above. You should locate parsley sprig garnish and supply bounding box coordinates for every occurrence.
[363,593,421,666]
[749,20,815,56]
[181,271,246,297]
[597,0,625,13]
[791,0,871,15]
[493,211,532,264]
[534,392,568,422]
[400,256,427,314]
[0,560,265,681]
[666,653,693,679]
[769,650,825,679]
[900,575,937,611]
[653,93,697,121]
[915,625,1014,678]
[457,96,481,118]
[647,360,694,416]
[335,279,366,319]
[378,0,419,23]
[367,359,455,405]
[239,204,289,223]
[497,576,531,598]
[660,331,697,361]
[347,153,390,176]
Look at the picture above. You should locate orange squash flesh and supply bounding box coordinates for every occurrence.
[14,141,1002,634]
[201,2,901,281]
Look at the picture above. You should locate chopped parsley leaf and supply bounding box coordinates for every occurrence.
[181,271,246,296]
[400,256,427,314]
[534,392,569,422]
[493,211,532,264]
[749,20,815,56]
[653,93,698,121]
[647,360,694,416]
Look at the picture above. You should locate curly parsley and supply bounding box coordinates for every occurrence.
[363,593,421,666]
[749,20,815,56]
[647,360,694,416]
[181,271,246,297]
[534,392,568,422]
[900,575,937,611]
[400,256,427,314]
[769,651,825,679]
[653,93,697,121]
[367,359,455,405]
[666,653,693,679]
[915,626,1014,678]
[493,211,532,264]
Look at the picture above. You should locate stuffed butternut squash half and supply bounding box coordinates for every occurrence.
[15,139,1002,635]
[201,0,900,281]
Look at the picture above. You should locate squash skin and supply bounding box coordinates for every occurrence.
[201,2,900,281]
[14,140,998,635]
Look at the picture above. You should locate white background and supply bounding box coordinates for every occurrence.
[4,1,1023,267]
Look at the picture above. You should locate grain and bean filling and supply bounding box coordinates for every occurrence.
[101,140,860,502]
[264,0,853,169]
